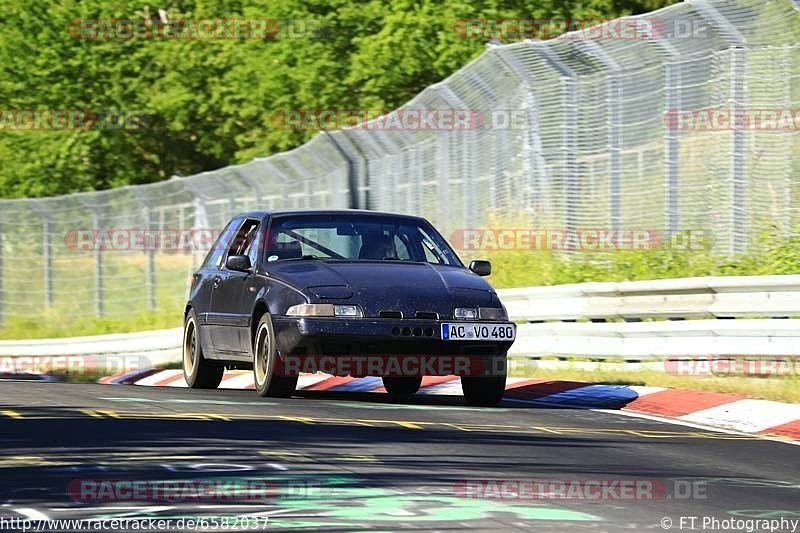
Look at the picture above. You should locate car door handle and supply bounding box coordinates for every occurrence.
[213,276,222,288]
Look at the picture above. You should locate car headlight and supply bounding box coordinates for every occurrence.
[453,307,478,320]
[333,304,361,318]
[479,307,507,320]
[286,303,362,317]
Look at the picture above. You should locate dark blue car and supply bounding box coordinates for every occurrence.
[183,210,515,406]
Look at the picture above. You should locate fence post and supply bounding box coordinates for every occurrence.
[141,205,156,311]
[323,131,360,209]
[692,0,747,254]
[534,43,579,245]
[284,157,312,208]
[42,217,53,307]
[92,210,104,317]
[730,45,746,253]
[492,47,547,221]
[336,131,371,210]
[28,200,54,308]
[648,37,681,238]
[578,41,622,233]
[665,60,680,237]
[0,223,4,326]
[130,187,156,311]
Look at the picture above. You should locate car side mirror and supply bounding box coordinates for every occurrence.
[226,254,252,272]
[469,259,491,276]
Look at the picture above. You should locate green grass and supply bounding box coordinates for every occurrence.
[0,307,183,340]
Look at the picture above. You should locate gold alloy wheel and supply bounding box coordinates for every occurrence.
[183,317,197,377]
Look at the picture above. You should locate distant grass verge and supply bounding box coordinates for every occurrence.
[0,308,183,340]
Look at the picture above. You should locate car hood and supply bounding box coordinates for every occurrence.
[267,261,496,317]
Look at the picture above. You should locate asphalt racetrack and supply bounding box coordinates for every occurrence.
[1,381,799,532]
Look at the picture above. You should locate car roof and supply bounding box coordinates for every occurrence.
[238,208,428,221]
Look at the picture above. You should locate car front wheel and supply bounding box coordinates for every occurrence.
[254,313,297,398]
[461,376,506,406]
[461,356,507,406]
[183,309,224,389]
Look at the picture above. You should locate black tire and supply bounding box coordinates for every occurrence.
[183,308,224,389]
[461,356,507,406]
[461,376,506,406]
[382,376,422,395]
[253,313,297,398]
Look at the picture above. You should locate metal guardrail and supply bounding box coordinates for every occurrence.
[499,274,800,358]
[1,275,799,361]
[498,274,800,321]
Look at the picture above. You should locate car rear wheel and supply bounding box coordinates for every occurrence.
[382,376,422,395]
[254,313,297,398]
[183,309,224,389]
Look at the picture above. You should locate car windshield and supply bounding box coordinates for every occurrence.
[265,214,462,266]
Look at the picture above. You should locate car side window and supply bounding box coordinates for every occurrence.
[202,220,238,270]
[245,225,262,267]
[392,234,412,260]
[226,219,260,265]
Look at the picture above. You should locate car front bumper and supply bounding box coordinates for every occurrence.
[272,316,515,357]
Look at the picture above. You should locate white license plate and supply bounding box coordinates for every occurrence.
[441,323,516,341]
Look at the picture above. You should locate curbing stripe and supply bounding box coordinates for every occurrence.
[761,419,800,440]
[303,376,356,391]
[105,369,800,443]
[622,389,743,417]
[679,399,800,433]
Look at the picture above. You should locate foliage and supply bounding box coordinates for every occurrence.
[0,0,679,198]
